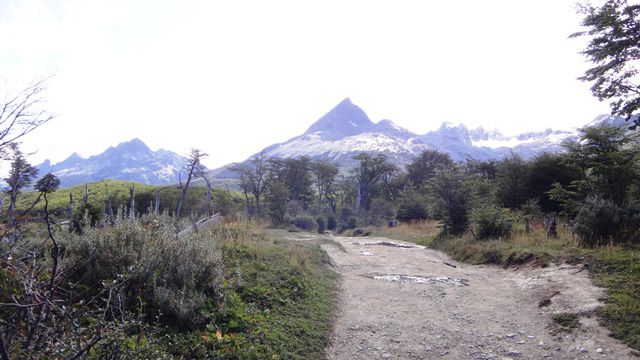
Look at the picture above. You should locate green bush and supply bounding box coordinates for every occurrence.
[316,216,326,233]
[326,215,337,231]
[472,206,513,240]
[573,197,640,247]
[397,199,429,222]
[64,214,224,329]
[291,216,317,232]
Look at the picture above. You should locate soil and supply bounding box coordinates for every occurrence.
[306,234,636,359]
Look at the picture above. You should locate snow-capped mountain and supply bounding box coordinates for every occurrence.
[36,138,186,187]
[217,98,579,177]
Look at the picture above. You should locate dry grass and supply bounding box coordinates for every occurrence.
[370,220,441,246]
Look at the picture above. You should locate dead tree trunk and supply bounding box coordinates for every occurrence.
[154,189,160,215]
[68,192,73,220]
[0,193,5,216]
[203,177,213,215]
[103,184,114,224]
[128,187,135,220]
[82,183,89,206]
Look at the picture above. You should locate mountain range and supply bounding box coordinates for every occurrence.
[210,98,579,178]
[39,98,593,187]
[36,138,186,187]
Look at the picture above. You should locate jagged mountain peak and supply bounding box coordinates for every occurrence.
[36,138,186,187]
[303,98,374,140]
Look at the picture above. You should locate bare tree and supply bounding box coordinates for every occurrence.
[176,149,207,218]
[0,77,55,153]
[230,152,268,217]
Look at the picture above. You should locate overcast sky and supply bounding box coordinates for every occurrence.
[1,0,609,168]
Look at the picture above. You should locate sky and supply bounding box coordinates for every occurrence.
[0,0,610,169]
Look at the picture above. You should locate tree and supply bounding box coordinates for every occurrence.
[176,149,207,218]
[311,159,339,213]
[406,150,454,188]
[3,143,38,214]
[572,1,640,129]
[352,153,396,210]
[562,124,639,206]
[231,152,269,217]
[430,168,472,236]
[0,78,55,154]
[525,153,581,212]
[495,154,529,209]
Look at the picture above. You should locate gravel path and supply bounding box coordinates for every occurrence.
[315,235,636,360]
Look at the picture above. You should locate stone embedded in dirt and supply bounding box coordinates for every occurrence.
[506,350,522,356]
[370,274,469,286]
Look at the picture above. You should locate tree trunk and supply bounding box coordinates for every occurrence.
[176,170,194,218]
[128,187,135,220]
[0,193,5,216]
[82,183,89,206]
[68,192,73,220]
[8,189,16,215]
[243,189,252,217]
[203,177,213,215]
[154,189,160,215]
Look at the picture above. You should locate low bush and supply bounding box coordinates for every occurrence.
[291,215,318,232]
[316,216,326,233]
[397,199,429,222]
[573,197,640,247]
[326,215,337,231]
[65,214,224,329]
[472,206,513,240]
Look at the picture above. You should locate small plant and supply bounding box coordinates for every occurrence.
[552,312,580,330]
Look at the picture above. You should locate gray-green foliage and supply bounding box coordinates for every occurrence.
[573,196,640,247]
[471,205,514,240]
[64,214,223,328]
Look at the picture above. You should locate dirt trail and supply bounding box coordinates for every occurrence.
[309,235,636,360]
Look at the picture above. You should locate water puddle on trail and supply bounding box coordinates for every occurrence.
[350,241,425,249]
[369,274,469,286]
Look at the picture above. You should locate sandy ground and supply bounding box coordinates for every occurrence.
[307,234,637,360]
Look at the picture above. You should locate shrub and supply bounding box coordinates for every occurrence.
[472,206,513,240]
[326,215,337,231]
[345,217,357,230]
[397,199,429,222]
[291,216,317,232]
[65,214,224,329]
[316,216,326,233]
[573,197,640,247]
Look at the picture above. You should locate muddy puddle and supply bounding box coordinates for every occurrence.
[369,273,469,286]
[350,241,425,249]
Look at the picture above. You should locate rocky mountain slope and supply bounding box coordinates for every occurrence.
[214,98,578,177]
[36,138,186,187]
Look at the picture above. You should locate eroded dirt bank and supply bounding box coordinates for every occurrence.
[311,235,636,360]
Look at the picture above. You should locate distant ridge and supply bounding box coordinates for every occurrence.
[36,138,186,187]
[209,98,582,178]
